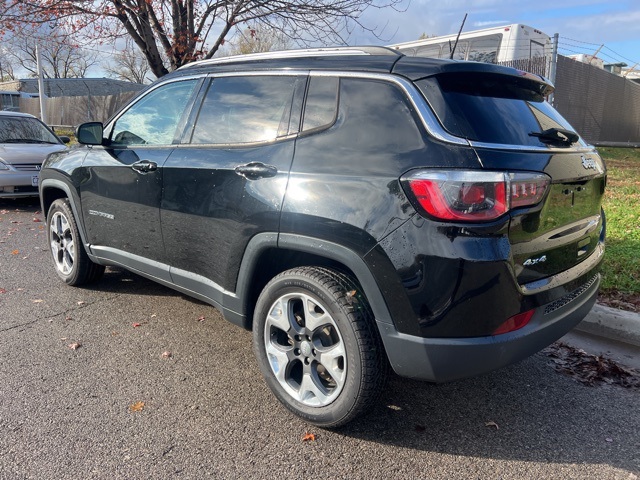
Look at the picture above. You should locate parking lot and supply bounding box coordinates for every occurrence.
[1,198,638,479]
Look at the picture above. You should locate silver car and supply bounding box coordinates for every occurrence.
[0,111,68,198]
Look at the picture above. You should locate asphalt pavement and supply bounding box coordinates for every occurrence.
[1,198,639,480]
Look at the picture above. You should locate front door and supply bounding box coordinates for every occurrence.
[80,78,200,279]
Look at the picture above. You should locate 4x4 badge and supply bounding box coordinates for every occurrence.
[581,155,596,170]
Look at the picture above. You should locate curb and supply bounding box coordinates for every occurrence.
[575,304,640,347]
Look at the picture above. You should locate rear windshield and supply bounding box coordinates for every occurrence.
[416,73,582,147]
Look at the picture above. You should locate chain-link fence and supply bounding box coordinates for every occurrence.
[552,55,640,145]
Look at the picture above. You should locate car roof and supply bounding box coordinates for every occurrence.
[168,46,552,89]
[0,111,37,118]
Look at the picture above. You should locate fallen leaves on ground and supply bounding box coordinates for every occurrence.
[545,342,640,388]
[197,315,205,322]
[33,217,42,223]
[302,432,316,442]
[598,292,640,312]
[485,421,499,430]
[161,351,172,358]
[0,288,6,294]
[132,322,143,328]
[76,301,85,306]
[129,401,145,412]
[68,342,81,350]
[11,249,19,255]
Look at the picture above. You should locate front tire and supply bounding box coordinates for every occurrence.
[47,198,105,286]
[253,267,386,427]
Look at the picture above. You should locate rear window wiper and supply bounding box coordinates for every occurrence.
[529,128,579,146]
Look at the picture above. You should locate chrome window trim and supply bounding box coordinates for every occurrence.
[132,70,595,154]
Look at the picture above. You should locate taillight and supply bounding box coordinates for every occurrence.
[403,170,550,222]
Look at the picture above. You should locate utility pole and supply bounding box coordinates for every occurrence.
[36,43,47,124]
[548,33,559,105]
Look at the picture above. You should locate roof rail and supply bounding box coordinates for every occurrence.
[179,46,402,70]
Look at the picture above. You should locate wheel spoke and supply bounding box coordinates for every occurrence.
[303,296,333,332]
[317,342,346,385]
[298,372,329,405]
[265,340,294,383]
[265,296,293,333]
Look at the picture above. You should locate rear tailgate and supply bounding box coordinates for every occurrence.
[481,150,606,285]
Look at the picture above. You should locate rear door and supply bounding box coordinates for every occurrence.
[161,74,305,294]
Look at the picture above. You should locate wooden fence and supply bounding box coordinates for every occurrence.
[19,91,140,127]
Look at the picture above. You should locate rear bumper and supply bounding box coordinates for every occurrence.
[378,271,600,382]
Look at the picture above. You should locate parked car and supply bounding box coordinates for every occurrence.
[39,47,606,427]
[0,111,69,198]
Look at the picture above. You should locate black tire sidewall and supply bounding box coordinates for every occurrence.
[253,270,367,427]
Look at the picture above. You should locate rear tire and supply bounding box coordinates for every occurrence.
[47,198,105,286]
[253,266,387,427]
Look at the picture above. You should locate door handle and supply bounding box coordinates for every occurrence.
[235,162,278,180]
[131,160,157,174]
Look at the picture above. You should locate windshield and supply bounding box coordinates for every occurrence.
[416,73,584,147]
[0,116,60,144]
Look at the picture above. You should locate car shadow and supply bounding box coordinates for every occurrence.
[336,356,639,473]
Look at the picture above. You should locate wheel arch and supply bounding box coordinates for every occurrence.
[40,179,90,248]
[229,233,394,331]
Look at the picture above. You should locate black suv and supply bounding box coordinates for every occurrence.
[39,47,606,427]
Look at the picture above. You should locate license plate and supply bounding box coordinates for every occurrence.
[32,175,39,187]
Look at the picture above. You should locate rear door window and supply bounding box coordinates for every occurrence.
[190,75,300,145]
[416,73,580,147]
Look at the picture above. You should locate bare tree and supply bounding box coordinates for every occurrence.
[103,45,154,84]
[8,26,97,79]
[227,25,291,56]
[1,0,405,79]
[0,49,16,81]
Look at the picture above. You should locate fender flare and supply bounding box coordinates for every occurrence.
[227,232,393,326]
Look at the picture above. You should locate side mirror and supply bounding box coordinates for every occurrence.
[58,136,71,144]
[76,122,104,146]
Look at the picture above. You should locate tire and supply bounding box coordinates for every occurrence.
[47,198,105,286]
[253,266,387,427]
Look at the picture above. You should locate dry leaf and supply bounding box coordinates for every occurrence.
[197,315,205,322]
[302,432,316,442]
[161,351,172,359]
[132,322,142,328]
[32,299,43,303]
[129,401,145,412]
[11,249,19,255]
[0,288,6,294]
[485,421,499,430]
[33,217,42,223]
[151,314,157,318]
[68,342,81,350]
[77,301,85,306]
[65,316,72,321]
[345,290,358,304]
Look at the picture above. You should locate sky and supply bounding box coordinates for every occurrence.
[349,0,640,67]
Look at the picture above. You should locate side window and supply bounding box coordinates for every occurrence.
[111,79,198,146]
[191,76,299,145]
[302,77,339,132]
